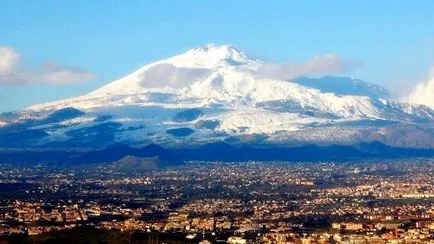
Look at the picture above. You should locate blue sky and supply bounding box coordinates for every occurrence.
[1,0,433,111]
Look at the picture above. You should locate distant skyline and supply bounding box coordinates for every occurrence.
[1,0,434,112]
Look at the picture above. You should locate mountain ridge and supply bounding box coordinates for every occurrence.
[1,142,434,166]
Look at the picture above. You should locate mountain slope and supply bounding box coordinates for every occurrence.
[1,44,433,149]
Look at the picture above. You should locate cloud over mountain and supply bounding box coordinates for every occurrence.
[0,46,96,86]
[139,63,210,88]
[255,54,362,80]
[406,67,434,108]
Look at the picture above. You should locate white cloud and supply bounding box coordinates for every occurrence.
[0,47,20,73]
[406,67,434,108]
[40,62,96,85]
[0,46,96,85]
[255,54,361,80]
[139,63,210,88]
[138,54,361,89]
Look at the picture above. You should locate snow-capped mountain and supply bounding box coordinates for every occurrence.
[2,44,434,149]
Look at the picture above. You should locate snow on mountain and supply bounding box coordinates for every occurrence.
[7,44,434,148]
[29,44,382,118]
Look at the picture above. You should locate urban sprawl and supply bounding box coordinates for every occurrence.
[1,159,434,243]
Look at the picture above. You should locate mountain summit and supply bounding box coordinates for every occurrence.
[28,45,398,115]
[2,45,434,149]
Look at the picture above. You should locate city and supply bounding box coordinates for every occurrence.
[1,159,434,243]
